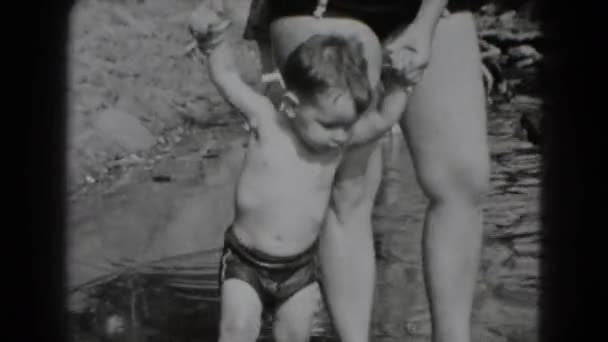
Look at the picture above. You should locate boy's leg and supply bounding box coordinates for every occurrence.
[273,282,321,342]
[399,12,489,342]
[218,279,264,342]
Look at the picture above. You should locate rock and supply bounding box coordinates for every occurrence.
[511,95,543,110]
[486,209,523,230]
[94,108,156,151]
[495,256,538,291]
[497,10,517,30]
[512,239,540,257]
[520,112,542,145]
[479,29,543,48]
[475,294,537,330]
[518,175,541,187]
[515,58,536,69]
[483,243,513,264]
[480,3,498,16]
[480,39,502,61]
[508,45,542,62]
[514,147,541,160]
[493,218,539,238]
[104,314,126,336]
[494,282,538,306]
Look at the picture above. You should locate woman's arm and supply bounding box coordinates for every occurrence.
[383,0,448,83]
[411,0,449,37]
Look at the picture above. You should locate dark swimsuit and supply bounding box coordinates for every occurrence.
[245,0,479,41]
[219,225,319,312]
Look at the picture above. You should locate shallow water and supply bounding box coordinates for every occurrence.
[69,105,541,342]
[70,248,337,342]
[67,0,541,339]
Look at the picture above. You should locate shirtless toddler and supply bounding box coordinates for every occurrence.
[188,5,409,341]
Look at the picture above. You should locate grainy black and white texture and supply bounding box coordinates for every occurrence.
[65,1,556,341]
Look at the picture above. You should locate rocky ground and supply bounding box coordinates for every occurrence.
[67,1,544,341]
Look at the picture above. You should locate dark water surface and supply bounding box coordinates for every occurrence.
[70,101,541,342]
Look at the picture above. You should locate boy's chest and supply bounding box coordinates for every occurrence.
[247,137,341,186]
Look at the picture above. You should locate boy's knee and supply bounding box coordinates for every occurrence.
[219,315,261,342]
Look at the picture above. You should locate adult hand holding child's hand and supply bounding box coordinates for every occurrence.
[188,2,231,52]
[382,22,434,91]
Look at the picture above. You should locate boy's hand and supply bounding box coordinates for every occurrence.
[188,3,231,53]
[381,63,415,94]
[348,86,408,146]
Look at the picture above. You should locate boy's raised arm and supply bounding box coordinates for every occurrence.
[206,40,273,130]
[189,7,273,131]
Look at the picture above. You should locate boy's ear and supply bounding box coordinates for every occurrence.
[280,91,300,119]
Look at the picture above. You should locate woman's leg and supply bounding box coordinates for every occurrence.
[400,12,490,342]
[266,16,385,342]
[319,143,384,342]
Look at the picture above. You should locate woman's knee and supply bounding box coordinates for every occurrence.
[219,314,261,342]
[417,155,490,205]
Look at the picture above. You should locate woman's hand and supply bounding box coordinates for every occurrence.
[188,1,231,52]
[382,23,433,87]
[382,0,447,86]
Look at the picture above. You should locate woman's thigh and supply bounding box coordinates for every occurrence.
[400,12,490,198]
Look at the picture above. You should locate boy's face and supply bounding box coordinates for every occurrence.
[291,88,358,152]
